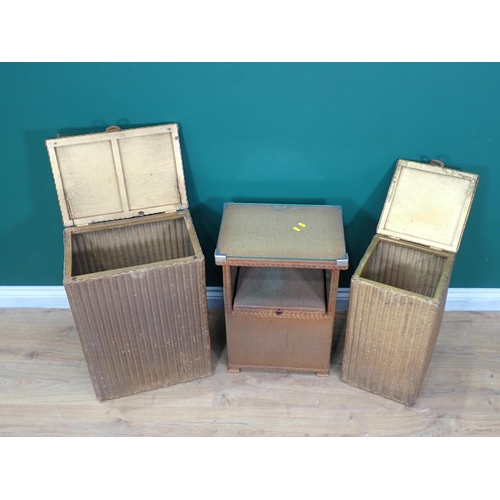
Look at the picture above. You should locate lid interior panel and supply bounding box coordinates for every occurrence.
[118,133,181,211]
[55,141,123,220]
[47,124,187,226]
[377,160,478,253]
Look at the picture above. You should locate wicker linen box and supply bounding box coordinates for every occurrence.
[46,124,212,401]
[215,203,348,376]
[341,159,479,405]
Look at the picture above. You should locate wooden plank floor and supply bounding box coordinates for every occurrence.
[0,308,499,436]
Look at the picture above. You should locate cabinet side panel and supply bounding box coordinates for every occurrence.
[415,270,451,391]
[65,259,212,401]
[341,278,441,405]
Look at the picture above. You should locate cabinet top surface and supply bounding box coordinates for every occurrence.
[215,203,346,263]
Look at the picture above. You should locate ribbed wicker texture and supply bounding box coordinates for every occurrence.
[360,240,445,297]
[47,124,212,401]
[72,217,193,276]
[341,237,453,405]
[65,259,212,401]
[341,160,478,405]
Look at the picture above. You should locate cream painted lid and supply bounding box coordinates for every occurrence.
[377,159,479,253]
[46,124,188,227]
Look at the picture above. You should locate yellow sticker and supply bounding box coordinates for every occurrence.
[293,227,301,232]
[298,222,306,227]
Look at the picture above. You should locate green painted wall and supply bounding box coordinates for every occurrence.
[0,63,498,288]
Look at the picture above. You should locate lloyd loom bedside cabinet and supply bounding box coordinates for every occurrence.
[215,203,348,376]
[45,124,213,401]
[341,159,479,405]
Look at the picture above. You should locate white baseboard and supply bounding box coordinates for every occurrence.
[0,286,498,311]
[0,286,70,309]
[441,288,500,311]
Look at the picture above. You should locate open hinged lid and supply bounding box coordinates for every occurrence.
[46,124,188,227]
[377,159,479,253]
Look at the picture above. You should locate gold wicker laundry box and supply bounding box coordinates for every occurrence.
[215,203,348,375]
[46,124,212,401]
[341,159,479,405]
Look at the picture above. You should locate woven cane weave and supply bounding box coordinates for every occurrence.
[216,204,345,261]
[233,267,326,312]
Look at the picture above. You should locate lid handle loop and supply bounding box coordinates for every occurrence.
[430,159,445,168]
[106,126,122,133]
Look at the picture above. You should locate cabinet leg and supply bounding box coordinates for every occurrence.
[228,366,241,373]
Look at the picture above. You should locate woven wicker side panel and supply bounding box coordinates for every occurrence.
[65,259,212,400]
[419,277,450,380]
[342,278,443,405]
[361,240,446,298]
[71,217,194,276]
[226,314,334,371]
